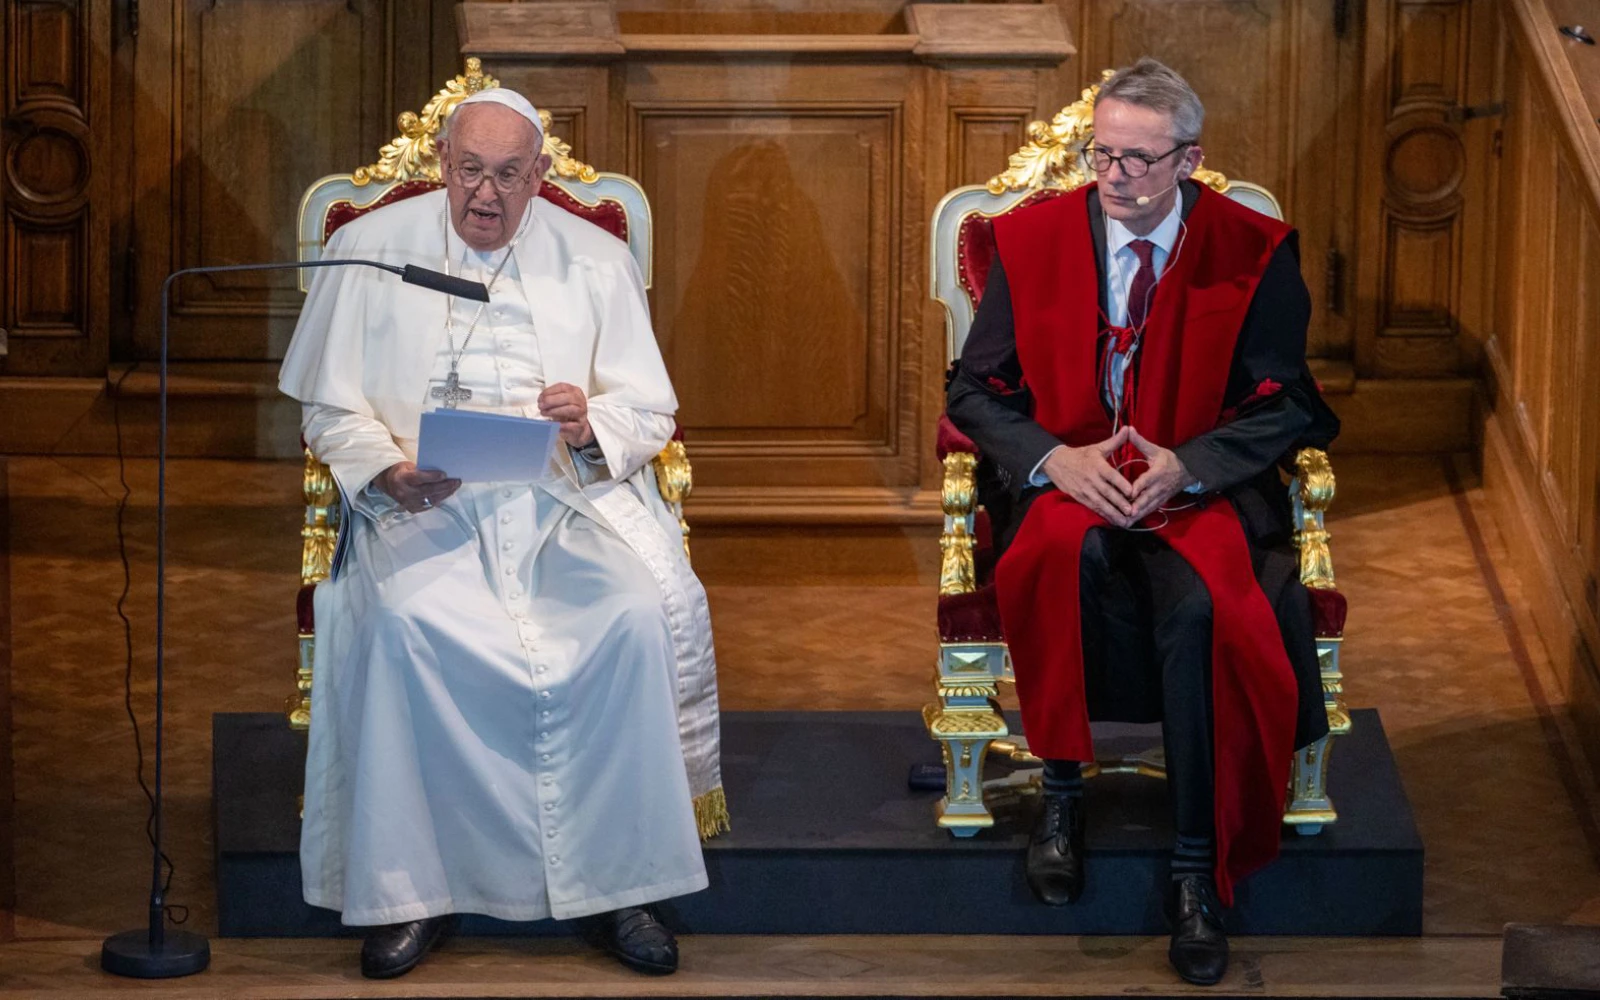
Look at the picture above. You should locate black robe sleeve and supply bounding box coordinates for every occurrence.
[944,256,1063,498]
[1172,231,1340,495]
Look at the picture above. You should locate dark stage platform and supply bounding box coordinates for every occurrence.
[213,708,1422,938]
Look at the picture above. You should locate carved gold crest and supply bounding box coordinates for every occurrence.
[353,57,598,187]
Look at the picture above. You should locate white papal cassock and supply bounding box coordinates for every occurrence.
[278,187,722,926]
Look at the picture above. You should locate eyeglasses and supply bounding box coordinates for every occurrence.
[447,160,535,195]
[1087,143,1191,179]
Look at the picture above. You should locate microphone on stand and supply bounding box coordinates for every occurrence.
[100,257,486,980]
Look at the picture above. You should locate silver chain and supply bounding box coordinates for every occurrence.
[441,203,529,375]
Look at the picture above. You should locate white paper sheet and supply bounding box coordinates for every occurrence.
[416,409,560,483]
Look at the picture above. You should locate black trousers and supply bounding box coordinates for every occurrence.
[1068,527,1216,840]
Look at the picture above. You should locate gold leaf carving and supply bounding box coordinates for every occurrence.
[352,57,600,188]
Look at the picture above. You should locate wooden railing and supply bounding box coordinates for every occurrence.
[1482,0,1600,770]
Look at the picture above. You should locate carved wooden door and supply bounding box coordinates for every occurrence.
[1,0,112,377]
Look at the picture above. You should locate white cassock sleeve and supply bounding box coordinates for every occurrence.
[582,254,678,480]
[281,222,417,503]
[300,402,406,520]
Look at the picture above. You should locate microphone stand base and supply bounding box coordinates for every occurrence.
[101,928,211,978]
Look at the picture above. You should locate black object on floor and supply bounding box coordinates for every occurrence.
[213,709,1422,937]
[1502,923,1600,1000]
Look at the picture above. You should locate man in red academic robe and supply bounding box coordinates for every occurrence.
[946,58,1340,985]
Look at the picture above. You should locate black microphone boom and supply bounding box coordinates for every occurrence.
[401,263,491,301]
[100,255,482,979]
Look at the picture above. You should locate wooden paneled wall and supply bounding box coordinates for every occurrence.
[1480,0,1600,772]
[0,0,1509,510]
[118,0,462,364]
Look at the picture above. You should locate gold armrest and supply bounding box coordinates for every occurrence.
[940,451,978,596]
[653,438,693,559]
[1291,447,1336,590]
[302,449,342,587]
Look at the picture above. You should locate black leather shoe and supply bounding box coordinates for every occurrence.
[360,914,456,979]
[581,906,679,975]
[1166,875,1228,986]
[1025,793,1085,905]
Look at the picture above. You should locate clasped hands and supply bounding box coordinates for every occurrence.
[377,383,597,513]
[1040,426,1196,529]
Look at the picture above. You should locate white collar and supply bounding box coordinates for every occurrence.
[1105,196,1183,260]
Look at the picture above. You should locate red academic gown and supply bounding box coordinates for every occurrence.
[991,183,1300,904]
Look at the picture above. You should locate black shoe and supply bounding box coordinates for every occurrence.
[1025,793,1085,905]
[1166,875,1228,986]
[581,906,679,975]
[360,914,456,979]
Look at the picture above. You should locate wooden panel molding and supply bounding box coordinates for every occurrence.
[947,107,1031,189]
[1,0,107,377]
[1392,0,1464,111]
[1482,0,1600,775]
[160,0,391,361]
[635,106,901,467]
[1358,0,1485,377]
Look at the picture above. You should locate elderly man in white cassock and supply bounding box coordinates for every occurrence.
[278,87,722,980]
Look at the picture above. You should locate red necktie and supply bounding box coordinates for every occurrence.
[1125,238,1158,329]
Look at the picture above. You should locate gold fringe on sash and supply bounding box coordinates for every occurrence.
[693,786,730,841]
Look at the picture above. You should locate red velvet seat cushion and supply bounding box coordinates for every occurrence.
[1309,586,1347,639]
[937,584,1006,643]
[324,180,630,244]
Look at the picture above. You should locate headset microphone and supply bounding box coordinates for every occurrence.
[1136,181,1180,207]
[1135,164,1193,206]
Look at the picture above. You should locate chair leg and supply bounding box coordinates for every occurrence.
[1286,734,1336,835]
[924,707,1005,836]
[1285,637,1348,835]
[926,642,1010,836]
[286,633,314,730]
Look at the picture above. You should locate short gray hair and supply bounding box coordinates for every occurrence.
[1097,58,1204,144]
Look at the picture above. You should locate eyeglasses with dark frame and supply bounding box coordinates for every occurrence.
[446,159,537,195]
[1087,142,1192,179]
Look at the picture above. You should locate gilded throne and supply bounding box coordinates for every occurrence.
[286,60,704,826]
[924,77,1349,837]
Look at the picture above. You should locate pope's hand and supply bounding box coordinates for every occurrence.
[377,461,461,514]
[538,383,595,448]
[1041,427,1136,528]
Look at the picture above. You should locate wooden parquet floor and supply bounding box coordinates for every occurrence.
[1,453,1597,995]
[0,934,1504,998]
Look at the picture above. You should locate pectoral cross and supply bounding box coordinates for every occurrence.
[430,370,472,409]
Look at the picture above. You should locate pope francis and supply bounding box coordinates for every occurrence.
[278,88,722,979]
